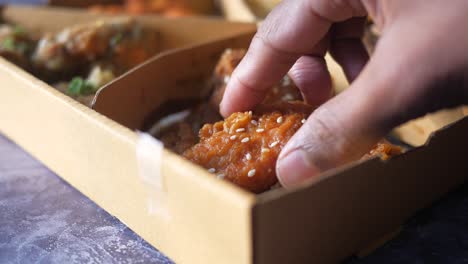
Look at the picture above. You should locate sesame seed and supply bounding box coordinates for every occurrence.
[301,119,306,124]
[241,137,250,143]
[248,111,253,115]
[261,148,270,153]
[256,128,265,133]
[230,135,237,140]
[217,173,225,179]
[276,116,283,123]
[251,120,258,126]
[208,168,216,173]
[236,128,245,133]
[282,76,291,86]
[246,153,252,160]
[247,169,256,177]
[269,141,279,148]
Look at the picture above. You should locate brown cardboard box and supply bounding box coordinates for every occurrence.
[93,35,468,263]
[0,6,254,263]
[1,6,468,264]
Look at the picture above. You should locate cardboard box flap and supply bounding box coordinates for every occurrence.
[93,32,255,130]
[253,117,468,263]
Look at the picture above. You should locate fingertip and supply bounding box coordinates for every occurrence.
[219,77,250,117]
[219,98,231,118]
[219,75,242,117]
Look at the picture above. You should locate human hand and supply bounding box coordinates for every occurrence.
[220,0,468,188]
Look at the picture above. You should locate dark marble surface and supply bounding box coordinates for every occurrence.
[347,185,468,264]
[0,134,173,264]
[1,133,468,263]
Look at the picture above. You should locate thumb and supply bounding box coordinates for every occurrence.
[276,21,468,188]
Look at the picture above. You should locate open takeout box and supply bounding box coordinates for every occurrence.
[92,33,468,263]
[1,5,468,264]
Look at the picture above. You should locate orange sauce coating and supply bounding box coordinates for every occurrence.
[184,102,312,193]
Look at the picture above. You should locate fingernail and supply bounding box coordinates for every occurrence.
[276,149,321,188]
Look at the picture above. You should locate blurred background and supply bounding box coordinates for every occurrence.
[0,0,281,20]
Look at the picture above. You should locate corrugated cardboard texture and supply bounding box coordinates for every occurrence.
[253,117,468,263]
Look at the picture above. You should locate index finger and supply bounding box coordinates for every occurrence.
[219,0,367,117]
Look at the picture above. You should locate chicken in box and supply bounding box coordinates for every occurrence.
[149,48,402,193]
[1,6,467,264]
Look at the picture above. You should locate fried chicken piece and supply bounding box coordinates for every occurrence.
[0,24,36,71]
[209,48,303,110]
[32,18,159,82]
[157,121,198,154]
[152,48,302,155]
[150,103,222,154]
[183,102,314,193]
[364,140,403,160]
[184,101,402,193]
